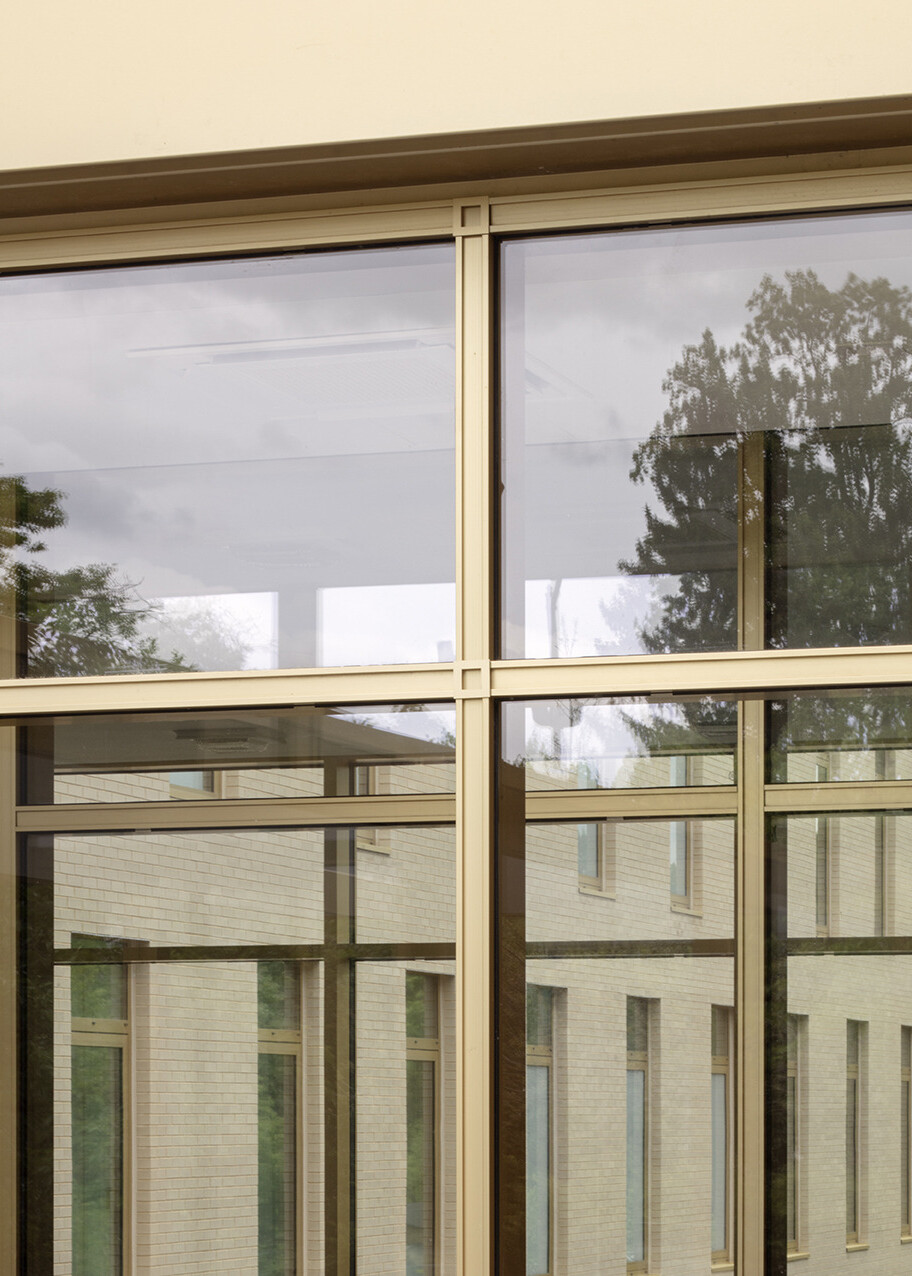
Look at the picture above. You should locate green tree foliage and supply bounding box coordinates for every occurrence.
[619,270,912,759]
[1,472,255,675]
[0,473,193,676]
[623,269,912,656]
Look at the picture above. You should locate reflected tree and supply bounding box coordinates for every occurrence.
[623,269,912,652]
[620,269,912,755]
[1,474,248,675]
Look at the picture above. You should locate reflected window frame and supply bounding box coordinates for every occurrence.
[846,1019,866,1248]
[69,934,133,1276]
[626,996,651,1276]
[786,1014,806,1258]
[406,971,441,1276]
[525,985,554,1276]
[711,1005,734,1270]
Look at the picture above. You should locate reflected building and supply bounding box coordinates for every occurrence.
[7,203,912,1276]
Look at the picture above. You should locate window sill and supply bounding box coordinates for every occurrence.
[902,1235,912,1244]
[846,1243,869,1253]
[787,1252,810,1262]
[711,1262,735,1272]
[671,902,703,917]
[579,884,616,899]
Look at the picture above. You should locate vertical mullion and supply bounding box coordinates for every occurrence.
[324,765,354,1276]
[738,425,766,1275]
[18,832,54,1276]
[0,726,16,1275]
[739,698,766,1276]
[455,204,494,1276]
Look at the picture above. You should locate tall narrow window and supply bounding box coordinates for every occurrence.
[577,822,615,894]
[406,972,439,1276]
[526,985,553,1276]
[669,757,689,907]
[874,751,893,935]
[168,768,219,797]
[786,1015,801,1255]
[815,765,830,936]
[70,935,129,1276]
[846,1020,864,1246]
[258,961,301,1276]
[902,1027,911,1238]
[627,997,649,1274]
[711,1006,733,1266]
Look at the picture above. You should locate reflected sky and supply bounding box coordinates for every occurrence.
[501,210,912,658]
[0,245,456,674]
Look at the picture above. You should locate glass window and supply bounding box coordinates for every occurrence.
[501,211,912,658]
[406,972,440,1276]
[21,805,456,1272]
[258,962,301,1276]
[786,1014,804,1256]
[768,687,912,784]
[20,703,457,803]
[626,997,649,1273]
[526,985,553,1276]
[506,697,737,792]
[501,697,736,1273]
[0,245,456,677]
[712,1005,733,1264]
[70,935,128,1276]
[846,1020,864,1244]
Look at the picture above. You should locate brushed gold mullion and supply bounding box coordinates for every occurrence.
[738,697,766,1276]
[491,645,912,699]
[526,787,737,821]
[0,200,455,271]
[0,726,15,1276]
[0,662,457,717]
[16,792,456,833]
[764,782,912,813]
[455,203,494,1276]
[487,163,912,235]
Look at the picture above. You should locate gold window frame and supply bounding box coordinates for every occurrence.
[3,147,912,1276]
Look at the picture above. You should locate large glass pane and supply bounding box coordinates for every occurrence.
[506,697,737,791]
[20,704,456,803]
[501,211,912,657]
[768,687,912,783]
[357,961,455,1276]
[0,244,455,676]
[769,810,912,1269]
[23,808,455,1274]
[501,700,736,1273]
[782,810,912,939]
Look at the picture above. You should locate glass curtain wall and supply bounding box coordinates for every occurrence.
[10,196,912,1276]
[17,707,457,1275]
[497,207,912,1276]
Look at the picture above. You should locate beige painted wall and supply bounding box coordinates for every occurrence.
[5,0,912,173]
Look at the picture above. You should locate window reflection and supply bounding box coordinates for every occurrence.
[501,211,912,657]
[0,245,456,676]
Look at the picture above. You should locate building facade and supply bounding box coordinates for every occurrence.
[6,7,912,1274]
